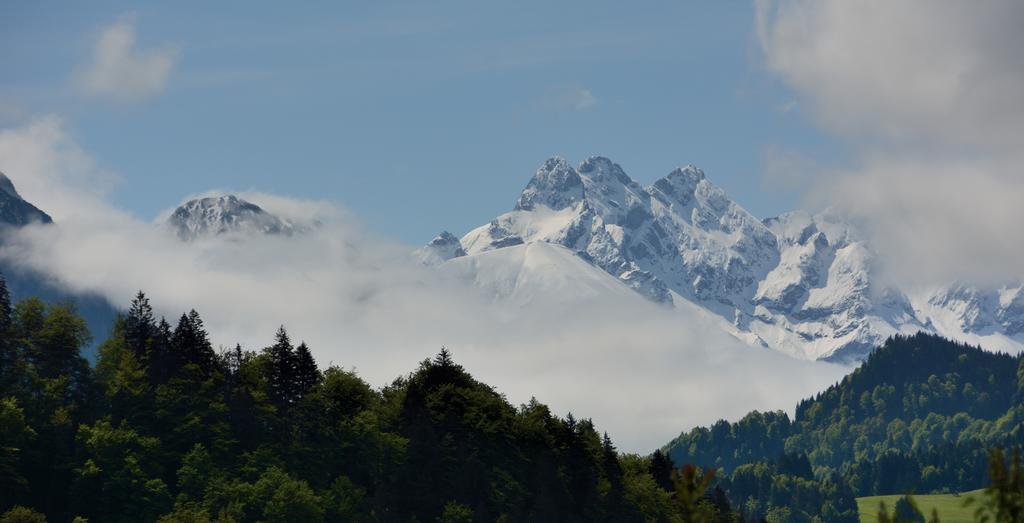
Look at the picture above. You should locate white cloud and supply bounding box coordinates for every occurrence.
[0,116,847,452]
[570,88,597,110]
[756,0,1024,150]
[545,86,598,111]
[75,14,180,102]
[756,0,1024,286]
[0,116,120,222]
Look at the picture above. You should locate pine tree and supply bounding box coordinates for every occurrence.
[267,326,296,408]
[0,274,12,335]
[293,342,320,401]
[601,432,625,519]
[0,274,21,394]
[434,346,454,368]
[224,344,245,378]
[891,495,925,523]
[124,291,155,360]
[172,310,216,375]
[650,449,676,492]
[148,317,174,383]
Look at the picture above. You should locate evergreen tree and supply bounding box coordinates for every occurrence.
[148,318,173,384]
[969,448,1024,523]
[124,291,155,360]
[293,342,320,401]
[1017,357,1024,401]
[171,311,216,375]
[0,397,35,511]
[0,275,24,396]
[602,432,626,519]
[266,326,295,408]
[650,449,675,492]
[777,451,813,480]
[0,274,12,335]
[29,301,91,381]
[671,464,716,522]
[892,495,925,523]
[434,346,454,367]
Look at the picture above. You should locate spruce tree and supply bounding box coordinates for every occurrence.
[650,449,676,492]
[267,326,296,408]
[124,291,155,360]
[434,346,454,368]
[0,275,19,393]
[172,310,216,375]
[293,342,320,401]
[148,317,174,383]
[0,274,12,335]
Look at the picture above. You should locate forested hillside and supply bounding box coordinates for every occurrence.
[5,273,1024,522]
[665,333,1024,519]
[0,280,746,522]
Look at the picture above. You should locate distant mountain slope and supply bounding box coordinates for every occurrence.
[664,333,1023,495]
[0,172,52,226]
[0,172,117,356]
[423,156,982,362]
[437,241,643,307]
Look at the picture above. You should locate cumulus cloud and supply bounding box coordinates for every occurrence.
[0,116,120,222]
[0,116,847,452]
[75,14,180,102]
[756,0,1024,286]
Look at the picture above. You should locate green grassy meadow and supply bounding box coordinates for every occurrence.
[856,490,985,523]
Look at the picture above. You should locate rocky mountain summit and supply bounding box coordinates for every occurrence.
[0,172,52,226]
[422,156,1022,362]
[166,195,297,241]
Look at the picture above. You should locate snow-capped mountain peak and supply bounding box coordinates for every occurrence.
[423,156,1024,362]
[514,156,584,212]
[166,195,296,241]
[414,231,467,266]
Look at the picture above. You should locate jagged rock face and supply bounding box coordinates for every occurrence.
[924,283,1024,337]
[421,156,1024,361]
[414,231,467,266]
[515,157,585,212]
[166,195,295,241]
[0,173,52,226]
[430,156,949,361]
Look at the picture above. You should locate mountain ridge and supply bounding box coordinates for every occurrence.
[422,156,1023,362]
[0,172,53,227]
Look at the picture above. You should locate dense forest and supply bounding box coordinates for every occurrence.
[3,276,1024,522]
[0,279,753,522]
[665,333,1024,520]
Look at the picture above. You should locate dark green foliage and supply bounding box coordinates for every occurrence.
[965,447,1024,523]
[876,494,939,523]
[651,449,677,491]
[893,495,925,522]
[666,333,1024,509]
[292,342,319,400]
[663,333,1024,520]
[265,326,295,409]
[171,311,216,375]
[0,284,738,522]
[125,291,155,360]
[0,506,46,523]
[777,451,813,480]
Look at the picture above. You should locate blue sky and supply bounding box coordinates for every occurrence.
[2,1,843,243]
